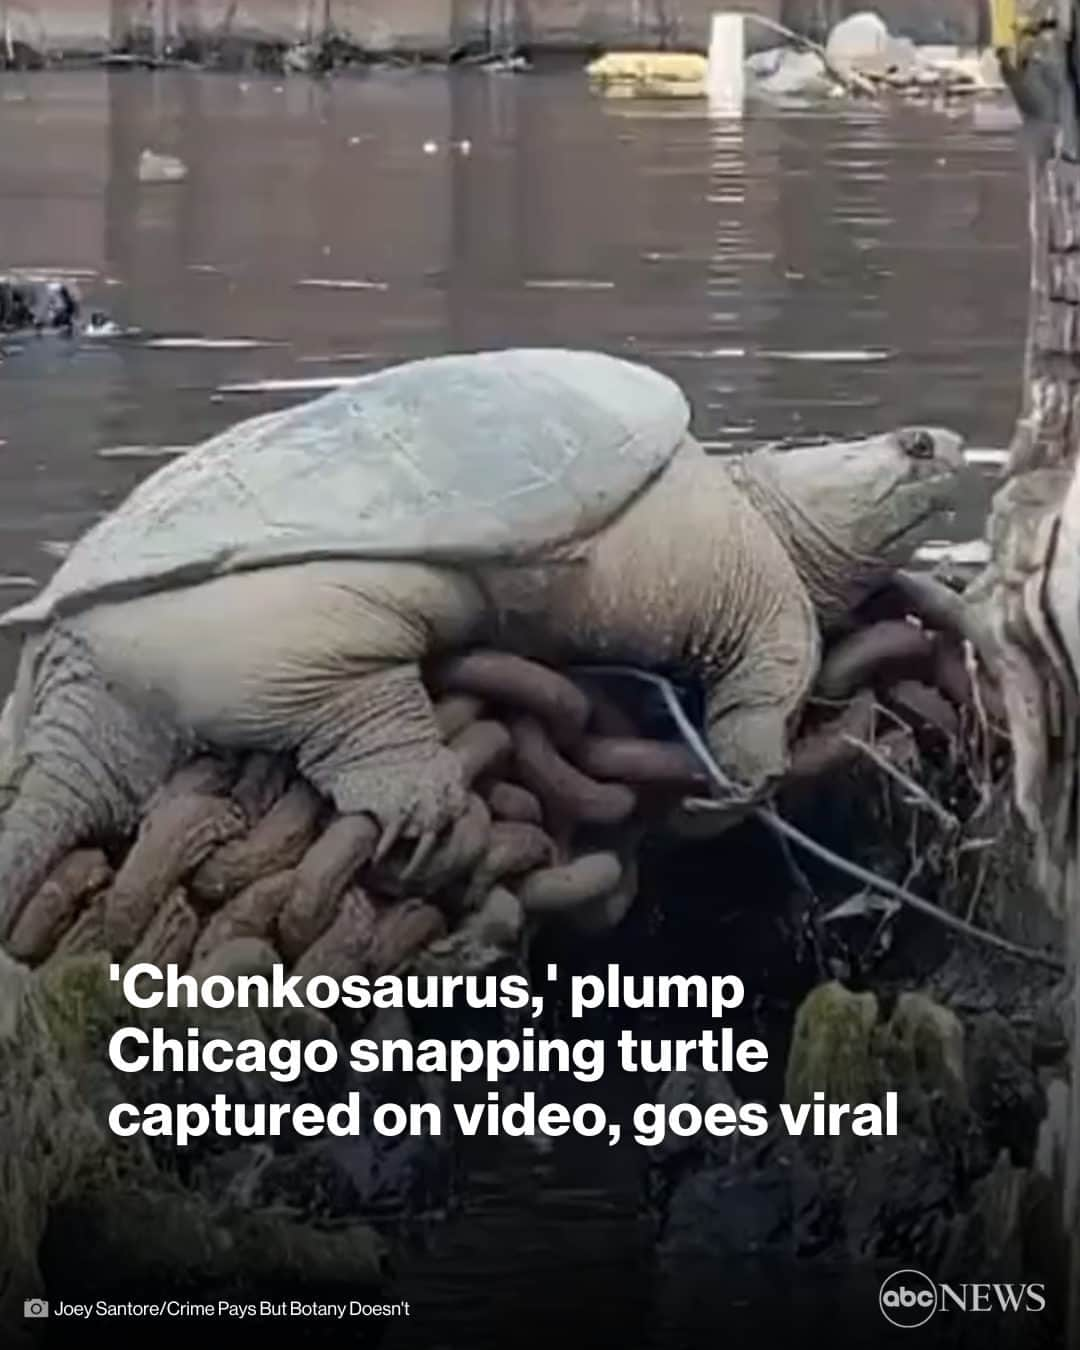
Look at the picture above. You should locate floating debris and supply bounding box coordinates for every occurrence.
[83,314,130,338]
[41,541,72,560]
[137,150,188,184]
[0,574,37,590]
[284,42,319,74]
[1,276,78,334]
[749,48,835,100]
[483,54,530,74]
[586,50,708,99]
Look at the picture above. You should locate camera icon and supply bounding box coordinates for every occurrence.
[23,1299,49,1318]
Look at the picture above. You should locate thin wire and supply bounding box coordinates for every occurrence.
[572,664,1065,974]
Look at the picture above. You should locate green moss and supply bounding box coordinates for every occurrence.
[874,991,967,1119]
[784,980,971,1149]
[38,954,125,1061]
[784,981,882,1105]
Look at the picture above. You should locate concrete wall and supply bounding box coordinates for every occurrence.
[2,0,987,59]
[782,0,986,47]
[4,0,110,52]
[490,1,784,52]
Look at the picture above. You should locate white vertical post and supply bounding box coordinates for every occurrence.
[707,12,746,116]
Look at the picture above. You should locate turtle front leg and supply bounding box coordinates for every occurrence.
[664,698,802,842]
[290,662,469,859]
[671,572,819,835]
[704,701,793,802]
[80,559,484,864]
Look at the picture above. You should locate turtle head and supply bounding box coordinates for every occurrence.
[732,426,966,625]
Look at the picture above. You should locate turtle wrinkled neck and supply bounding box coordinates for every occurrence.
[726,448,887,630]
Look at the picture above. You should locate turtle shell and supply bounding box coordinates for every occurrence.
[0,348,689,631]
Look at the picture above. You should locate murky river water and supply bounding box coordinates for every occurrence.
[0,67,1034,1345]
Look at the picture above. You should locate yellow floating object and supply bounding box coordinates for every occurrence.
[988,0,1017,53]
[585,50,708,84]
[596,76,705,98]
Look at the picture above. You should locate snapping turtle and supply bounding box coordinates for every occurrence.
[0,348,963,934]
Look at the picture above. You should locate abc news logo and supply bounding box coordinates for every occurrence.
[879,1270,1047,1328]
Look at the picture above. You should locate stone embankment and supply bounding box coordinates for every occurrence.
[0,2,987,69]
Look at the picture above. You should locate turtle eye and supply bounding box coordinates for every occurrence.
[900,428,935,460]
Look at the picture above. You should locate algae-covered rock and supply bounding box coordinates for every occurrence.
[0,945,392,1337]
[783,981,974,1157]
[0,950,110,1334]
[37,951,126,1063]
[876,990,968,1131]
[656,977,1052,1317]
[41,1183,388,1299]
[783,980,882,1107]
[965,1011,1047,1167]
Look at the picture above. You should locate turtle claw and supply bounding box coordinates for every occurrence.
[401,828,440,881]
[374,814,407,865]
[336,746,469,867]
